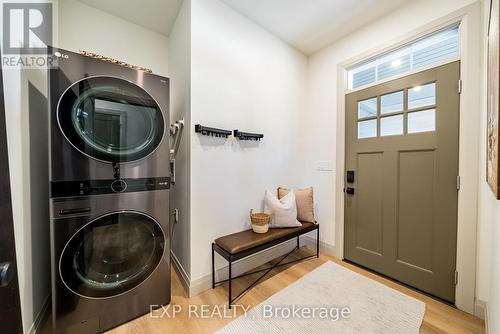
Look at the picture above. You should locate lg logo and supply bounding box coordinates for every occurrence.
[54,51,69,59]
[2,2,52,55]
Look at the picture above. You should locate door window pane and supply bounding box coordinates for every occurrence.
[408,109,436,133]
[352,66,376,89]
[358,98,377,119]
[358,119,377,139]
[380,115,403,136]
[408,83,436,109]
[381,91,404,114]
[347,25,459,89]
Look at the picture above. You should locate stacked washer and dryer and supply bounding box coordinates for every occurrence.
[48,48,171,333]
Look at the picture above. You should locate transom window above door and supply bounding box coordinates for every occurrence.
[357,82,436,139]
[347,25,459,90]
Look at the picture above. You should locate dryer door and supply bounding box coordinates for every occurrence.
[57,76,165,163]
[60,211,165,298]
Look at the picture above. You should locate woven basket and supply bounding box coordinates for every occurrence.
[250,210,270,233]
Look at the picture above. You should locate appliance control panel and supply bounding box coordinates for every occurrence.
[51,177,170,198]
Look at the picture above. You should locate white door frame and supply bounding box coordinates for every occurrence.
[333,3,481,314]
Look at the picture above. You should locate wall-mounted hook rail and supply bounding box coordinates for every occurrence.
[195,124,232,138]
[233,130,264,141]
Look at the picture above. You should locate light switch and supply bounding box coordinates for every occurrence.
[317,160,333,171]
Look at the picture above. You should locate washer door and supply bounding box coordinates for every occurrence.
[60,211,165,298]
[57,76,165,163]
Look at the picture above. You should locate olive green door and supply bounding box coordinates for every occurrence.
[344,61,460,303]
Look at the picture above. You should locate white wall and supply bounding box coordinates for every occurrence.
[190,0,309,282]
[478,0,500,331]
[168,0,192,281]
[58,0,169,76]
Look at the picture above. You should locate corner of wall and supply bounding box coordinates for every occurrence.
[167,0,193,282]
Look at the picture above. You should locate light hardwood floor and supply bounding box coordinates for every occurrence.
[43,247,485,334]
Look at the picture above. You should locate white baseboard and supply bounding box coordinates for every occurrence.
[170,250,191,295]
[485,301,490,334]
[28,295,51,334]
[474,299,487,320]
[474,299,489,333]
[302,236,336,257]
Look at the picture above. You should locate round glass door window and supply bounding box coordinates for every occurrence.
[57,76,165,163]
[60,212,165,298]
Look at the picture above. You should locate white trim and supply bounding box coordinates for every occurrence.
[170,250,190,295]
[474,299,490,333]
[334,2,480,314]
[485,301,490,334]
[302,235,336,257]
[27,295,50,334]
[474,298,488,320]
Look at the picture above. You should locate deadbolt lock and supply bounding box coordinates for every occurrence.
[345,187,355,195]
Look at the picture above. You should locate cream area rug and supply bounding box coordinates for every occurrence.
[216,261,425,334]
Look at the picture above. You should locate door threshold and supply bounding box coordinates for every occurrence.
[342,259,456,308]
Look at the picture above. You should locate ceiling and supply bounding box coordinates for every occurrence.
[77,0,411,55]
[220,0,411,55]
[77,0,183,36]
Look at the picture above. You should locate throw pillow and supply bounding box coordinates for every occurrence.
[263,190,302,228]
[277,187,315,223]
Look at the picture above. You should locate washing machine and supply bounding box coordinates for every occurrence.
[48,47,170,186]
[50,191,170,333]
[48,48,171,333]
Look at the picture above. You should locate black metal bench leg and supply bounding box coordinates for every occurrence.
[316,226,320,258]
[228,257,232,309]
[213,224,320,307]
[212,243,215,289]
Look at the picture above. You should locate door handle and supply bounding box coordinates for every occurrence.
[0,262,14,287]
[345,187,355,195]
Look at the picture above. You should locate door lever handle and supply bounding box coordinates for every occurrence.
[345,187,355,195]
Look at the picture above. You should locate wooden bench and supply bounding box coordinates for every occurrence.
[212,222,319,307]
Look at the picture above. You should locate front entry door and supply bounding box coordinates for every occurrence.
[344,61,460,303]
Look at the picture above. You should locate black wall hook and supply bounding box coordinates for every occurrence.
[195,124,232,138]
[233,130,264,141]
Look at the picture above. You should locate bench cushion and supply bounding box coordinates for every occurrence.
[214,222,316,254]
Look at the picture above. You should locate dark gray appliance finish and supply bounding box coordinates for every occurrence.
[48,48,171,333]
[48,48,170,185]
[50,191,170,333]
